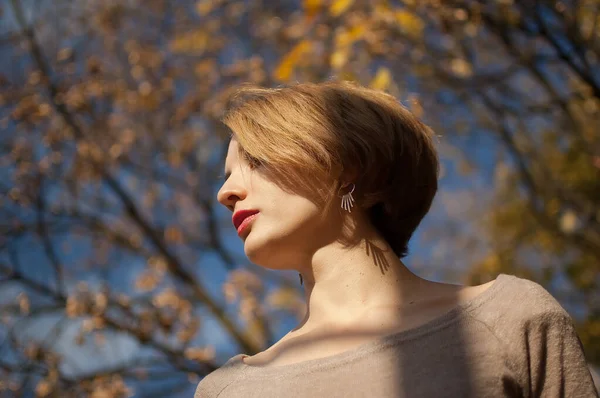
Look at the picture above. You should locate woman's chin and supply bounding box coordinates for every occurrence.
[243,234,281,269]
[242,231,262,260]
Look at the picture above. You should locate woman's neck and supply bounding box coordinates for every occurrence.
[296,236,431,333]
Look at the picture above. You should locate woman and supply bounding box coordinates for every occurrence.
[195,81,598,397]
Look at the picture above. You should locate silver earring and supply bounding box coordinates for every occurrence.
[338,183,356,213]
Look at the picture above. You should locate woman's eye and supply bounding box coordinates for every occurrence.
[244,153,262,169]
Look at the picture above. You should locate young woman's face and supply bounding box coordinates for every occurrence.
[217,139,344,270]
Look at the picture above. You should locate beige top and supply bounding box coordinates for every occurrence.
[194,274,598,397]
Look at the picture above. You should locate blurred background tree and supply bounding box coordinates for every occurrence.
[0,0,598,396]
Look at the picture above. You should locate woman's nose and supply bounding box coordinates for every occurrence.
[217,183,247,211]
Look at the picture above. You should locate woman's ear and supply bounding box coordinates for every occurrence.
[340,166,359,187]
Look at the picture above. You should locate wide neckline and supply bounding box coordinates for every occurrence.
[234,273,512,377]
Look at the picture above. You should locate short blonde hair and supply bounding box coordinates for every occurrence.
[222,80,439,258]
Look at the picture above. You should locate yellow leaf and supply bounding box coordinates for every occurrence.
[274,40,312,81]
[195,0,215,16]
[374,3,392,16]
[330,0,354,16]
[134,270,161,292]
[348,24,366,40]
[36,380,52,397]
[184,346,216,361]
[165,225,183,243]
[330,48,349,69]
[450,58,473,78]
[168,30,208,54]
[395,10,424,37]
[335,24,366,47]
[480,253,501,274]
[18,292,30,315]
[245,317,267,347]
[560,210,578,233]
[303,0,322,18]
[370,67,392,91]
[546,198,560,217]
[407,95,424,118]
[339,71,358,82]
[266,287,299,310]
[195,59,216,77]
[153,288,181,309]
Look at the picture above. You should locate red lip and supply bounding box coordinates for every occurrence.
[232,209,260,230]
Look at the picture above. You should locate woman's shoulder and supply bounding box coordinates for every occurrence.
[479,274,598,396]
[194,354,245,398]
[472,273,574,331]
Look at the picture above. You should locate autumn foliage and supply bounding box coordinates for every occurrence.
[0,0,598,396]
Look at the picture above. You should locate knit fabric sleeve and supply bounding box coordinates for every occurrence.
[475,277,599,398]
[521,308,598,397]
